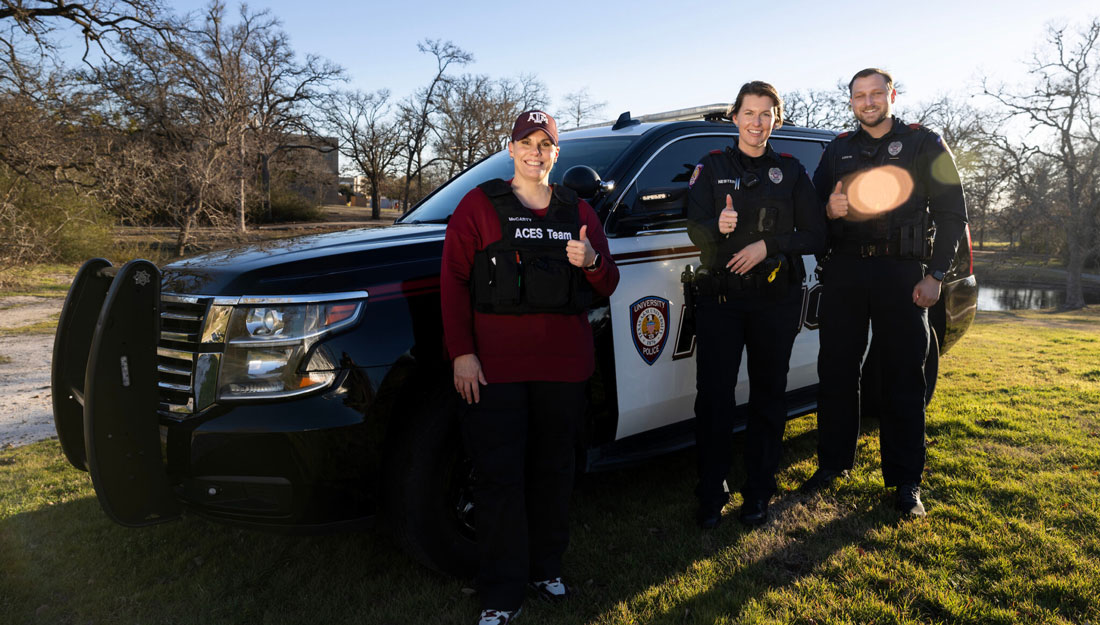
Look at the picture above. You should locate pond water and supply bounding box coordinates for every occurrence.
[977,283,1100,311]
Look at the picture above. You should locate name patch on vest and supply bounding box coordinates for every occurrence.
[509,224,574,241]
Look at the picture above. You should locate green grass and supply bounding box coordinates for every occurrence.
[2,309,1100,624]
[0,263,79,297]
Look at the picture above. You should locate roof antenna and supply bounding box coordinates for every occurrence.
[611,111,640,131]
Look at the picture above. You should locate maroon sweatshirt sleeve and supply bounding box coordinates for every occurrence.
[577,199,619,297]
[440,188,490,360]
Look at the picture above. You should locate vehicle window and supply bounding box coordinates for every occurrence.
[609,134,736,235]
[769,138,826,177]
[399,137,636,223]
[609,134,829,236]
[635,135,736,194]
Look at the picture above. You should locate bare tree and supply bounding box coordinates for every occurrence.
[1,0,165,65]
[0,0,172,179]
[982,18,1100,309]
[781,82,851,130]
[241,12,343,220]
[396,38,471,211]
[97,4,255,251]
[433,72,549,175]
[557,86,605,128]
[328,89,401,220]
[905,94,1009,250]
[96,1,341,248]
[0,1,177,269]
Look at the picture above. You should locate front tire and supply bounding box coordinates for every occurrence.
[383,381,477,577]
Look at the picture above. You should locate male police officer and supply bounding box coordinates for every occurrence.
[803,68,968,516]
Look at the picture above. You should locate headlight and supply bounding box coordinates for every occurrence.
[215,298,363,400]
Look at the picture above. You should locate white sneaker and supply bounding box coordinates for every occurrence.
[529,577,570,602]
[477,607,521,625]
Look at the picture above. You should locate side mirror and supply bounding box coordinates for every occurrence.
[562,165,612,200]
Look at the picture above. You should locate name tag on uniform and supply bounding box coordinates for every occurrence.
[509,224,575,243]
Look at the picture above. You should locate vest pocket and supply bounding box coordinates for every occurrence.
[473,250,521,309]
[521,251,573,308]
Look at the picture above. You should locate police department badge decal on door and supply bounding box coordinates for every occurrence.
[630,296,670,365]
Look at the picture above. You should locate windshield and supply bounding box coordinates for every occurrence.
[399,136,636,223]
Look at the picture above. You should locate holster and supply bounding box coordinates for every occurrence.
[692,254,791,299]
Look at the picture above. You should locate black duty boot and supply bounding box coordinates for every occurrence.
[895,483,926,516]
[696,500,725,530]
[798,468,849,493]
[737,497,770,527]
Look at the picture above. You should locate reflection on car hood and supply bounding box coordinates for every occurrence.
[161,223,447,296]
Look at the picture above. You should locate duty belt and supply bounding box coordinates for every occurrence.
[834,240,908,258]
[692,269,770,296]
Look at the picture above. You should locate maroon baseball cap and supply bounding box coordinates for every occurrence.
[511,110,559,145]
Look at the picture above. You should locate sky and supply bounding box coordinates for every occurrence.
[117,0,1100,125]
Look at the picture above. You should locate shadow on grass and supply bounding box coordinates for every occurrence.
[2,417,875,625]
[0,469,465,624]
[554,414,907,623]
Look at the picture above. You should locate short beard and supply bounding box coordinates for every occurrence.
[858,110,890,129]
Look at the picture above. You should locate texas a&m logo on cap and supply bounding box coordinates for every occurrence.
[630,296,670,365]
[527,111,548,124]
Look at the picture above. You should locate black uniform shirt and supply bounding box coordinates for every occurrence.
[812,117,969,274]
[686,144,826,272]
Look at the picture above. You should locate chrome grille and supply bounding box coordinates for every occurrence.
[157,295,212,419]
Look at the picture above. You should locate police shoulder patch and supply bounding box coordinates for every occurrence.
[630,296,670,366]
[688,163,703,188]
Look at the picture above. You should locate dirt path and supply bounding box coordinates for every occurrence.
[0,296,63,448]
[0,206,389,450]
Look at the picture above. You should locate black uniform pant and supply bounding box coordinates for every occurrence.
[694,284,802,507]
[816,256,929,486]
[460,380,585,611]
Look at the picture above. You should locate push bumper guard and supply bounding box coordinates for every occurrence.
[51,258,182,527]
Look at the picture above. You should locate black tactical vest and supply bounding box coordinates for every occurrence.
[702,147,801,284]
[470,179,593,315]
[830,124,934,257]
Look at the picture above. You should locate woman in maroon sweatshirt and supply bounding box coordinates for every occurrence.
[441,110,619,625]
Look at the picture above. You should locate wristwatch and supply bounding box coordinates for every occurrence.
[927,269,945,281]
[584,253,601,272]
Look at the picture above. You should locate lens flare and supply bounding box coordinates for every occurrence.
[843,165,914,221]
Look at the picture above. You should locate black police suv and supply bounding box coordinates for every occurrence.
[51,106,978,575]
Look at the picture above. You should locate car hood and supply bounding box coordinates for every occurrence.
[161,223,447,296]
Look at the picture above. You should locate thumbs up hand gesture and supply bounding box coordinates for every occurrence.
[718,194,739,234]
[827,181,849,220]
[567,224,598,269]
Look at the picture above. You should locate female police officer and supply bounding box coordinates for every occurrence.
[441,110,619,625]
[686,82,825,529]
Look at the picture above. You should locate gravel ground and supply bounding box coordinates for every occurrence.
[0,297,62,448]
[0,206,389,450]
